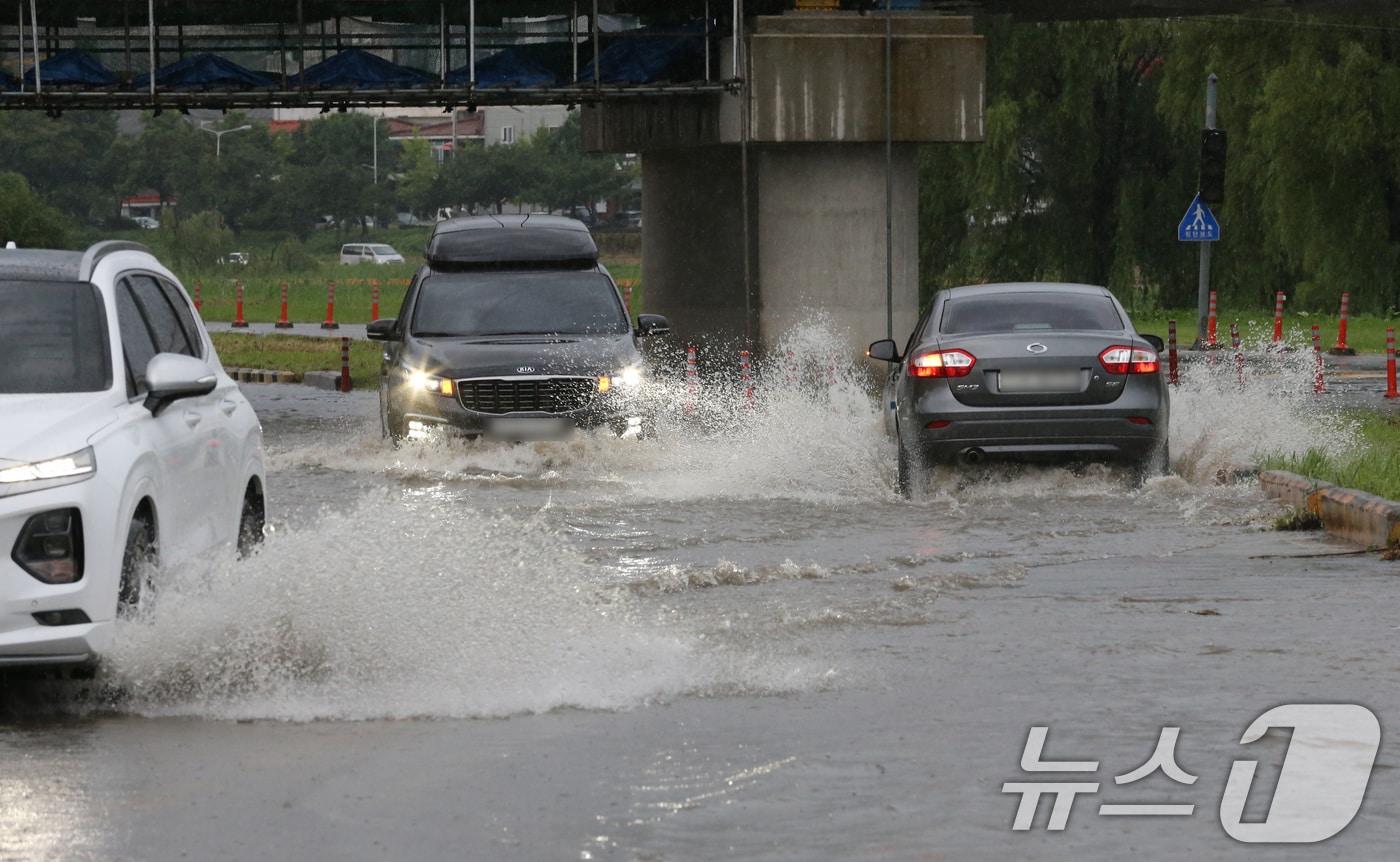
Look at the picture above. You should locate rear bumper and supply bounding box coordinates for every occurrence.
[902,381,1168,465]
[912,416,1164,464]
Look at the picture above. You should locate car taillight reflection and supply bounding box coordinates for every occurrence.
[909,349,976,378]
[1098,346,1160,375]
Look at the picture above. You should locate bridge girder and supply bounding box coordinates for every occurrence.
[3,1,1397,114]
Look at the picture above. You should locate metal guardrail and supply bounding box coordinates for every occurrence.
[0,81,740,113]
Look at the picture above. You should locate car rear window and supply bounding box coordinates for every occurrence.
[411,271,629,337]
[939,292,1125,334]
[0,281,112,393]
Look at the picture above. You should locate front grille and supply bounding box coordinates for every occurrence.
[457,377,596,414]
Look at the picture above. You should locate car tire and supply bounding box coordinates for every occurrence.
[897,438,923,500]
[237,485,265,559]
[1133,441,1171,485]
[381,389,407,443]
[118,512,157,618]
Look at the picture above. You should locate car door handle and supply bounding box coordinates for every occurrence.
[184,409,202,429]
[220,398,239,416]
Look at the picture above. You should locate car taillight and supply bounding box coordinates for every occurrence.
[909,349,976,378]
[12,508,83,584]
[1099,346,1160,375]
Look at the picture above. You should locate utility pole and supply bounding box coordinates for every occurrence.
[1196,73,1218,349]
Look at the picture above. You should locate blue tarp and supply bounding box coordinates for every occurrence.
[25,49,117,86]
[446,48,559,88]
[576,22,707,85]
[288,48,431,89]
[132,53,272,90]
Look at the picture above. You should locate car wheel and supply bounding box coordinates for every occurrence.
[237,485,265,559]
[381,389,406,443]
[897,438,923,500]
[118,512,157,618]
[1133,441,1171,484]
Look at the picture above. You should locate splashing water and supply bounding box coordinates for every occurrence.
[1166,331,1360,481]
[102,489,845,722]
[82,319,1366,722]
[268,317,1358,502]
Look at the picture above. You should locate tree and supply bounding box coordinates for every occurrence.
[110,112,205,221]
[277,112,380,234]
[165,210,234,268]
[396,135,440,219]
[1156,17,1400,313]
[0,111,118,222]
[521,113,636,214]
[0,172,72,248]
[918,18,1191,306]
[178,115,284,233]
[435,142,532,214]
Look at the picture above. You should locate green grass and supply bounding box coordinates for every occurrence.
[188,266,414,325]
[1131,309,1400,354]
[188,256,644,325]
[1258,412,1400,502]
[210,332,383,391]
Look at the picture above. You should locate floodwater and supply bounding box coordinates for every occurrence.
[2,325,1397,861]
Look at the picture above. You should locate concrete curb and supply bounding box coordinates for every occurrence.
[1259,470,1400,549]
[225,367,299,384]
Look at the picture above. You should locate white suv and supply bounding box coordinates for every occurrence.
[0,240,266,669]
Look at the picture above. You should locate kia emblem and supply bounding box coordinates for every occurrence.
[1026,343,1048,354]
[517,366,535,373]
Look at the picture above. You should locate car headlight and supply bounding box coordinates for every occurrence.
[599,367,644,392]
[407,369,454,396]
[0,447,96,498]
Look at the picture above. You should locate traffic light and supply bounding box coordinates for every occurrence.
[1199,128,1227,205]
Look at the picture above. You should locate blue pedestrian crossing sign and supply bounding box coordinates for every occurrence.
[1178,194,1220,242]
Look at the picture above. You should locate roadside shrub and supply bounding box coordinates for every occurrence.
[270,234,318,272]
[170,211,234,268]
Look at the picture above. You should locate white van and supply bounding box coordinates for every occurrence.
[340,243,406,265]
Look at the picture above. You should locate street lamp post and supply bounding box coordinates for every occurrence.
[372,115,381,184]
[198,122,252,159]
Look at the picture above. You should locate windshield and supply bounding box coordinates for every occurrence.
[0,281,112,393]
[939,292,1125,335]
[369,245,400,256]
[411,270,630,337]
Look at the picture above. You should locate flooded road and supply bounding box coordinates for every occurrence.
[2,331,1397,861]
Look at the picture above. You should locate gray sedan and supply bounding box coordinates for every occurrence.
[868,282,1169,496]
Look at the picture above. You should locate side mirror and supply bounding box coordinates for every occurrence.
[1141,333,1165,353]
[366,318,399,341]
[143,353,217,416]
[867,339,901,363]
[635,313,670,338]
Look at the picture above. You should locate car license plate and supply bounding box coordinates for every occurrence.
[997,369,1082,393]
[486,416,571,441]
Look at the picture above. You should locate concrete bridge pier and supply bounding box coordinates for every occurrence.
[583,13,984,367]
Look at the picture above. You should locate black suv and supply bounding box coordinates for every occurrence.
[368,215,669,442]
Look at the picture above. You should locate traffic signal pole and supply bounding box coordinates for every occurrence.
[1196,73,1218,349]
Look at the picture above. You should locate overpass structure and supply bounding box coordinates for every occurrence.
[3,0,1394,356]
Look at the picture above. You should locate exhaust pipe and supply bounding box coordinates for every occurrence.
[961,448,985,465]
